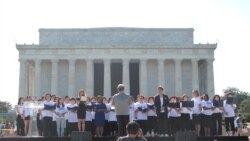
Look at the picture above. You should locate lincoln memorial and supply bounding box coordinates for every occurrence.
[16,28,216,99]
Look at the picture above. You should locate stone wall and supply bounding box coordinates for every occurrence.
[39,28,194,46]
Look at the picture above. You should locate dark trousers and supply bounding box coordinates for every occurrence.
[157,113,169,135]
[148,116,157,133]
[36,113,43,136]
[169,117,180,136]
[51,121,57,136]
[116,115,129,136]
[136,120,148,134]
[44,117,53,137]
[85,121,92,132]
[181,113,191,131]
[109,121,118,135]
[68,122,78,135]
[103,120,109,136]
[64,120,69,136]
[225,117,235,133]
[212,113,222,136]
[16,115,25,136]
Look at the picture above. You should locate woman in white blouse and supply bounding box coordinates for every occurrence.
[223,92,237,136]
[201,94,213,136]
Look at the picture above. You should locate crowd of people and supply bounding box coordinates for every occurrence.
[14,84,249,138]
[0,122,15,137]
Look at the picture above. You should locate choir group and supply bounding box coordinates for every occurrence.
[15,85,237,137]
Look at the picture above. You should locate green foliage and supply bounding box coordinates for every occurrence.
[240,98,250,113]
[0,118,15,123]
[243,113,250,122]
[223,87,250,105]
[0,101,12,113]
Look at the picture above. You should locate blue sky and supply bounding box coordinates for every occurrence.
[0,0,250,105]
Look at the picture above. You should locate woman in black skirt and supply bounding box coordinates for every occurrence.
[77,89,87,132]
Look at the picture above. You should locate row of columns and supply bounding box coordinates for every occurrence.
[18,58,214,98]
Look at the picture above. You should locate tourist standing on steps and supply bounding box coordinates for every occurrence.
[112,84,131,136]
[154,85,169,137]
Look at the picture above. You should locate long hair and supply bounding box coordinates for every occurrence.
[57,97,64,108]
[213,95,221,101]
[17,97,23,105]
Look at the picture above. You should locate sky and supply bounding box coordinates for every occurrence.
[0,0,250,106]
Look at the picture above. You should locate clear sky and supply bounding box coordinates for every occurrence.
[0,0,250,105]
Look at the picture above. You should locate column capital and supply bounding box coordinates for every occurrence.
[35,59,42,64]
[104,59,111,63]
[51,59,59,63]
[157,58,165,62]
[86,58,93,63]
[140,59,147,64]
[206,59,215,63]
[68,59,76,64]
[18,59,27,63]
[174,59,182,64]
[123,59,130,66]
[191,58,200,63]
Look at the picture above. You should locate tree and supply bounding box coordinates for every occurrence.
[222,87,250,105]
[240,98,250,113]
[0,100,12,113]
[240,98,250,121]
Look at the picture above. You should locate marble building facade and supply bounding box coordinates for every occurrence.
[16,28,216,98]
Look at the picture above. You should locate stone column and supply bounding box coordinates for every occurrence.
[158,59,165,87]
[51,59,58,95]
[68,59,76,98]
[86,59,94,96]
[19,59,27,98]
[175,59,182,96]
[206,59,215,97]
[192,59,199,90]
[35,59,42,97]
[104,59,111,98]
[140,59,147,96]
[122,59,130,94]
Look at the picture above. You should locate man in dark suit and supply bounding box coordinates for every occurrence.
[154,85,169,136]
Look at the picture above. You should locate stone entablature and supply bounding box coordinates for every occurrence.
[17,44,216,60]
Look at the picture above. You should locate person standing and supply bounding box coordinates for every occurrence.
[55,97,67,137]
[191,89,202,136]
[212,95,223,136]
[77,89,87,132]
[94,96,107,137]
[154,85,169,137]
[134,95,148,135]
[15,97,25,136]
[42,93,56,137]
[23,96,33,136]
[201,94,213,136]
[112,84,131,137]
[67,98,79,135]
[180,94,193,131]
[223,91,237,136]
